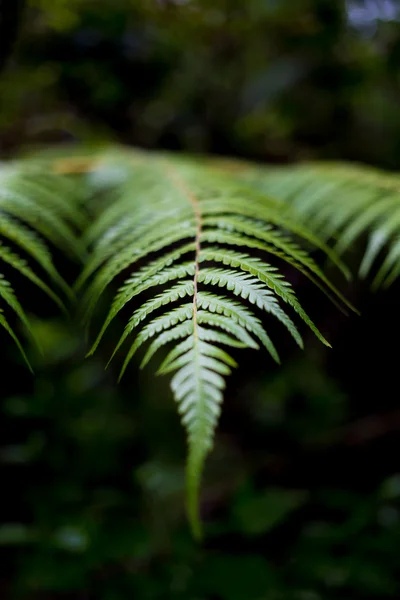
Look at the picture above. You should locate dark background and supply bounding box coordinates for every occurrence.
[1,1,400,598]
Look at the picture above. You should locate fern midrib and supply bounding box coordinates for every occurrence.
[164,162,207,538]
[164,164,202,342]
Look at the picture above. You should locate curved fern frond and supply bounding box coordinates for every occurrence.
[81,149,349,537]
[233,160,400,287]
[0,161,84,363]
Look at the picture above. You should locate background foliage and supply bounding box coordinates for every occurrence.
[1,0,400,598]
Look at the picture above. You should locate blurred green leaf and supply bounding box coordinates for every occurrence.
[232,485,307,536]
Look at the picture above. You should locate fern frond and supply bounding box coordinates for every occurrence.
[0,161,84,362]
[233,161,400,287]
[81,149,349,537]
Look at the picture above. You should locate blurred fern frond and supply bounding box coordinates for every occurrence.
[0,159,84,367]
[231,161,400,287]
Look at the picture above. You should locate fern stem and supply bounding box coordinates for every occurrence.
[164,162,204,539]
[52,157,97,174]
[164,163,202,338]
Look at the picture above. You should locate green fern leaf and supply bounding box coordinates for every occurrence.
[231,160,400,287]
[0,161,84,363]
[0,309,32,372]
[81,149,349,537]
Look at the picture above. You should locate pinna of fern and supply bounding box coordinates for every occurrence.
[78,148,351,538]
[231,160,400,288]
[0,159,84,366]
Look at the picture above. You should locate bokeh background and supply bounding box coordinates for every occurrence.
[1,1,400,598]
